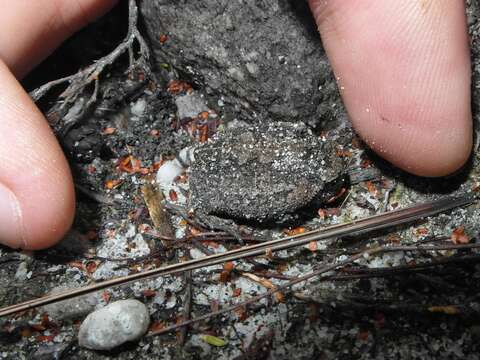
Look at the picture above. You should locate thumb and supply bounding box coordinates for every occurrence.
[309,0,472,177]
[0,60,75,250]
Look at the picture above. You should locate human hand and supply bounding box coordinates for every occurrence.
[309,0,472,176]
[0,0,116,250]
[0,1,472,250]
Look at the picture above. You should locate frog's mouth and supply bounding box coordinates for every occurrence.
[207,175,351,230]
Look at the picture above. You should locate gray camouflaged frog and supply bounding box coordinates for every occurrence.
[187,121,345,238]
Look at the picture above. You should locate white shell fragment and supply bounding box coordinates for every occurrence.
[78,299,150,351]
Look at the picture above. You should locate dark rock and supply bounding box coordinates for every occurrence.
[64,124,102,163]
[140,0,342,129]
[189,121,344,223]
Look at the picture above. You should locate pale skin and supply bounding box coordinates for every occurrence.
[0,0,472,250]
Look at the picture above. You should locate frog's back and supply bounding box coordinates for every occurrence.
[189,122,341,222]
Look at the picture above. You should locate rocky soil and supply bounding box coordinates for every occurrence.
[1,1,480,359]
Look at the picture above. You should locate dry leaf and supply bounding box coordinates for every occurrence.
[141,184,174,240]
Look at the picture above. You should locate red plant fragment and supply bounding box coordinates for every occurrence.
[351,136,362,149]
[85,261,98,274]
[199,111,209,120]
[204,240,220,249]
[102,291,111,303]
[318,209,327,220]
[451,225,470,244]
[274,292,285,303]
[335,147,353,158]
[366,181,378,196]
[105,179,123,189]
[284,227,306,236]
[234,306,248,321]
[149,321,166,333]
[223,261,235,272]
[142,289,157,298]
[414,227,429,237]
[361,159,373,168]
[68,261,85,271]
[326,187,347,204]
[199,125,209,143]
[169,189,178,202]
[219,270,230,283]
[30,323,46,332]
[102,127,116,135]
[36,334,56,343]
[150,129,160,137]
[357,330,369,341]
[167,80,192,95]
[85,229,98,241]
[159,34,168,43]
[118,155,142,174]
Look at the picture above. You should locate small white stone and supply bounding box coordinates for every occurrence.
[41,286,98,321]
[175,92,207,119]
[78,299,150,351]
[156,160,184,187]
[131,98,147,116]
[14,261,29,281]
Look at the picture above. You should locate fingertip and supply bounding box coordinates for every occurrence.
[0,60,75,250]
[20,174,76,251]
[0,0,118,77]
[360,112,473,178]
[310,0,472,177]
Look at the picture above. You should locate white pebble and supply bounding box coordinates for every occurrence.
[78,299,150,350]
[156,160,183,187]
[130,98,147,116]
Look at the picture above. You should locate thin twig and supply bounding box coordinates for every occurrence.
[149,242,480,336]
[147,247,382,336]
[178,269,192,345]
[75,184,116,205]
[30,0,153,134]
[0,193,474,317]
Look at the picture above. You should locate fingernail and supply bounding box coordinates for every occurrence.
[0,182,24,248]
